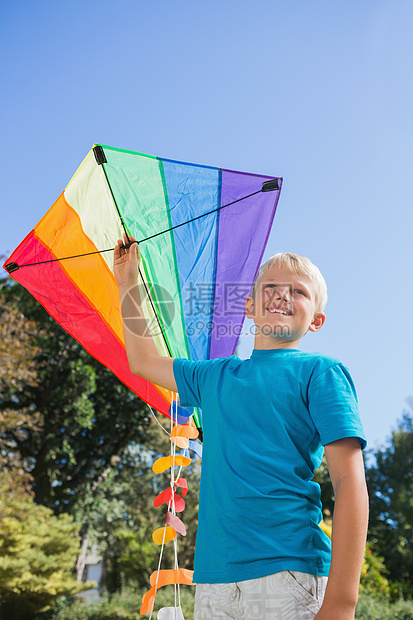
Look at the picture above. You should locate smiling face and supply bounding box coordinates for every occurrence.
[245,264,326,349]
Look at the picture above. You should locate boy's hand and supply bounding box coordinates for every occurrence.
[114,234,140,288]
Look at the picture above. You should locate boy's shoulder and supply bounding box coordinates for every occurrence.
[292,350,343,367]
[287,350,349,378]
[247,349,352,384]
[249,348,344,368]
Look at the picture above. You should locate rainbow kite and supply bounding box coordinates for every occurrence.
[4,144,282,427]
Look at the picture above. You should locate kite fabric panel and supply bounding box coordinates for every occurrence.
[4,144,282,426]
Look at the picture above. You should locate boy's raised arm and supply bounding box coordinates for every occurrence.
[114,235,177,392]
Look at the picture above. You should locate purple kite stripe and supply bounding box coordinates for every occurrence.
[209,170,282,358]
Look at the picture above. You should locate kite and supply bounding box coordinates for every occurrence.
[4,144,282,616]
[4,144,282,427]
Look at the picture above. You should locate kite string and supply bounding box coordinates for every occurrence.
[148,405,171,437]
[170,395,181,612]
[149,520,168,620]
[148,414,174,619]
[149,394,182,619]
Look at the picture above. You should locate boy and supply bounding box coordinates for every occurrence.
[114,236,368,620]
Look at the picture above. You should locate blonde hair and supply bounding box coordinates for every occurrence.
[251,252,328,313]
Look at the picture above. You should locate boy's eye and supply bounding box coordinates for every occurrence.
[293,289,305,296]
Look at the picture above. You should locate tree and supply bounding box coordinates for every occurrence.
[0,286,40,472]
[0,279,199,595]
[366,403,413,591]
[0,286,38,393]
[103,448,200,591]
[359,544,390,597]
[313,455,334,519]
[0,280,153,512]
[0,475,93,619]
[69,430,200,592]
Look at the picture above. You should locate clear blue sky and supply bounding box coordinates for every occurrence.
[1,0,412,450]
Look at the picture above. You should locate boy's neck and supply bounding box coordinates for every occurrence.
[253,336,303,350]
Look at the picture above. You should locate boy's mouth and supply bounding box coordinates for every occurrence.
[267,307,293,316]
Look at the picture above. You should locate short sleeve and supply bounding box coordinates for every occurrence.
[173,358,212,408]
[308,363,367,449]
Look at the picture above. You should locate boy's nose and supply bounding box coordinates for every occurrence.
[276,290,291,303]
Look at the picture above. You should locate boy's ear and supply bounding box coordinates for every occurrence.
[245,295,254,319]
[308,312,326,332]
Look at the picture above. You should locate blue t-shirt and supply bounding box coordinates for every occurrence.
[173,348,366,584]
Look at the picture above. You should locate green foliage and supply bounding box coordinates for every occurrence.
[0,280,152,512]
[78,438,200,592]
[0,286,39,393]
[312,455,334,519]
[0,287,40,471]
[366,404,413,591]
[356,591,413,620]
[0,478,94,618]
[48,587,195,620]
[0,279,200,609]
[360,544,390,597]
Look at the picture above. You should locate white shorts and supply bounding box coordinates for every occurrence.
[194,571,328,620]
